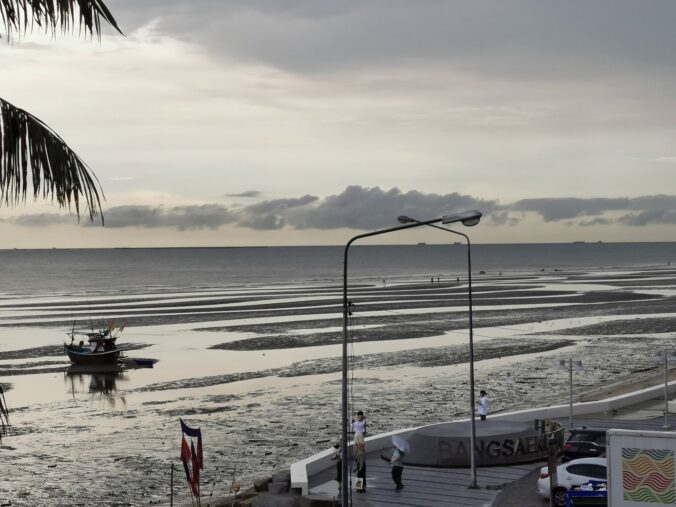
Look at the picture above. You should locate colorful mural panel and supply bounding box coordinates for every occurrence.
[623,448,675,504]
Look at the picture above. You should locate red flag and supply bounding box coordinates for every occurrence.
[191,440,200,496]
[179,419,203,498]
[181,436,191,463]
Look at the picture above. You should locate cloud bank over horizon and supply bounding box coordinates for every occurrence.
[4,186,676,232]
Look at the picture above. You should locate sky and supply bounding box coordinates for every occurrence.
[1,0,676,248]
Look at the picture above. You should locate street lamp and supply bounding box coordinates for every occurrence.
[558,358,584,431]
[655,350,676,430]
[340,211,482,505]
[397,212,482,489]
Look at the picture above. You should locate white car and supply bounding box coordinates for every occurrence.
[537,457,607,506]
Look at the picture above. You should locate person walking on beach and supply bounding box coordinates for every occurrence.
[390,443,405,490]
[478,390,489,421]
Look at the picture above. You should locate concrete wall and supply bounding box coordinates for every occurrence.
[290,380,676,495]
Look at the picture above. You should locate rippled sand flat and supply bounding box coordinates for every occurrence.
[2,266,676,505]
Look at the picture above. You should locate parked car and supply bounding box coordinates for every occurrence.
[537,457,607,506]
[562,428,607,461]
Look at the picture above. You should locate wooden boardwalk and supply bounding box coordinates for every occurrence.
[309,453,541,506]
[307,414,672,506]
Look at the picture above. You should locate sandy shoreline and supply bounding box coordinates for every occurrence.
[2,264,676,506]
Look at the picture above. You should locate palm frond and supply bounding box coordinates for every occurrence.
[0,97,104,222]
[1,0,122,40]
[0,385,9,442]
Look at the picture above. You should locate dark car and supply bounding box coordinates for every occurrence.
[562,428,607,461]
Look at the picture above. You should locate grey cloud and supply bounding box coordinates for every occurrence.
[487,211,520,226]
[578,217,614,227]
[511,198,630,221]
[618,210,676,226]
[227,190,262,198]
[245,194,318,214]
[287,186,496,230]
[112,1,676,77]
[89,204,238,230]
[236,194,318,230]
[9,189,676,231]
[511,195,676,223]
[6,213,76,227]
[628,195,676,210]
[5,186,494,231]
[238,213,285,230]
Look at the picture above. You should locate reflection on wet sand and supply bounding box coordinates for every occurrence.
[65,365,128,406]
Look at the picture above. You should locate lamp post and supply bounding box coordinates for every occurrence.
[340,211,482,506]
[558,358,583,431]
[397,212,482,489]
[655,350,676,430]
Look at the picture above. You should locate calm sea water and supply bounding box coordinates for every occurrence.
[0,242,675,295]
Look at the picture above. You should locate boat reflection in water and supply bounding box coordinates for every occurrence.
[65,365,128,407]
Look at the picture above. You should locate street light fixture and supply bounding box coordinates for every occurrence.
[397,212,482,489]
[340,211,481,505]
[558,358,584,431]
[655,350,676,430]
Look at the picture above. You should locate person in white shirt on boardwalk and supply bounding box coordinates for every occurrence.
[478,390,489,421]
[352,410,366,439]
[352,411,367,491]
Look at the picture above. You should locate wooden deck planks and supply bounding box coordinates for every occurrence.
[308,415,671,505]
[310,453,537,506]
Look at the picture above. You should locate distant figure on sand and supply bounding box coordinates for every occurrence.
[391,444,405,490]
[478,390,489,421]
[456,277,460,285]
[431,277,434,284]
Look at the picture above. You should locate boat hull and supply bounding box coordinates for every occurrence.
[65,346,121,365]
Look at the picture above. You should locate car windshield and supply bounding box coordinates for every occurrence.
[568,431,605,444]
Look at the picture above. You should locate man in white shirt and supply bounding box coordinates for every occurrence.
[478,390,488,421]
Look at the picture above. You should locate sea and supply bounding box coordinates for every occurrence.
[1,242,675,295]
[1,243,676,506]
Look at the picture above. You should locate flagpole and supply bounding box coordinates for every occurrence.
[170,463,174,507]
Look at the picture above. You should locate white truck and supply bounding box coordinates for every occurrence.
[607,429,676,507]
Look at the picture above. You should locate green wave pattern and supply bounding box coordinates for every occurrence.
[624,486,675,503]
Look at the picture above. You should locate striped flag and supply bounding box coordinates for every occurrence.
[180,418,203,497]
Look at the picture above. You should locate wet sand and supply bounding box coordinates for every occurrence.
[1,266,676,505]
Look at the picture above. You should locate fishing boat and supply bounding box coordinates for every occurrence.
[64,321,125,365]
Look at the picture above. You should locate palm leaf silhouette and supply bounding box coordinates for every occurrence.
[0,0,121,437]
[1,0,122,39]
[1,97,104,221]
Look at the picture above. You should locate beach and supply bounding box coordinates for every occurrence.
[1,249,676,505]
